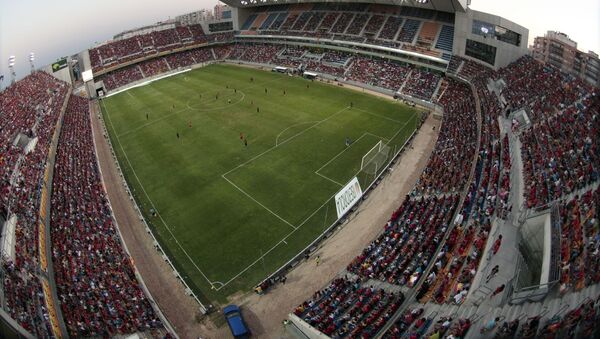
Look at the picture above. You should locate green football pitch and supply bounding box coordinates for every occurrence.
[100,63,420,303]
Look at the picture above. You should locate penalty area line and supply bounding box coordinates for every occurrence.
[221,174,297,230]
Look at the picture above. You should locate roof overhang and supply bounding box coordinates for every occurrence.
[222,0,468,12]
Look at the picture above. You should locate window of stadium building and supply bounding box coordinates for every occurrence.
[210,21,233,32]
[465,39,497,65]
[472,20,521,46]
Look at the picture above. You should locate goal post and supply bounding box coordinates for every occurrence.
[361,140,382,170]
[360,140,390,175]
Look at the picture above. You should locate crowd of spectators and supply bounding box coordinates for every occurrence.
[384,308,423,338]
[346,13,370,35]
[280,47,306,59]
[213,45,234,60]
[102,66,144,92]
[538,298,599,338]
[519,94,598,209]
[0,71,69,337]
[458,58,493,82]
[100,46,223,91]
[400,69,441,100]
[318,12,340,31]
[496,55,592,124]
[280,13,300,30]
[164,51,196,70]
[558,187,600,293]
[418,219,491,304]
[346,57,410,91]
[50,95,162,337]
[305,12,325,31]
[331,13,354,34]
[378,17,403,40]
[90,24,208,72]
[237,44,281,64]
[416,80,477,195]
[291,12,312,31]
[293,277,404,338]
[306,61,346,78]
[139,58,170,78]
[321,51,353,65]
[347,195,459,286]
[364,14,385,34]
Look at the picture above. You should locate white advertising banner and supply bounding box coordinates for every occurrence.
[334,177,363,218]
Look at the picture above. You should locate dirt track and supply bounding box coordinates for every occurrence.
[90,103,211,338]
[92,93,440,338]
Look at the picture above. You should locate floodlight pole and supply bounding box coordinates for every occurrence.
[29,52,36,74]
[8,56,16,84]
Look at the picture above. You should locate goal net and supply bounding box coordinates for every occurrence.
[360,141,391,175]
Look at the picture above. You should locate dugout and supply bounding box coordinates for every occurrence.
[272,66,287,73]
[303,71,318,80]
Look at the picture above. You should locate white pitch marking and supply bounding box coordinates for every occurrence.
[275,120,320,146]
[101,100,218,289]
[222,174,297,230]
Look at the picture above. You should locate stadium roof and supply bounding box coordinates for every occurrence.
[222,0,468,12]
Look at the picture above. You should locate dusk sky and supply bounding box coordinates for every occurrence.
[0,0,599,85]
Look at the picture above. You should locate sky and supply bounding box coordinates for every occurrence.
[0,0,599,86]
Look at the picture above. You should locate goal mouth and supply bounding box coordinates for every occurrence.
[360,140,391,176]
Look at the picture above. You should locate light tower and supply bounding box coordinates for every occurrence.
[29,52,35,73]
[8,56,16,84]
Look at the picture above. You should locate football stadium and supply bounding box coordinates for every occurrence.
[0,0,599,338]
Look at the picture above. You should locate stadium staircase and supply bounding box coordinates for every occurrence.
[397,70,413,93]
[431,80,443,100]
[357,14,371,37]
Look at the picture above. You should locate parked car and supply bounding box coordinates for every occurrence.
[223,305,250,338]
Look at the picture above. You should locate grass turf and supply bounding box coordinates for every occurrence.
[100,63,419,304]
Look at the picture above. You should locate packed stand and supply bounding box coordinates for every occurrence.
[400,69,441,100]
[89,24,213,72]
[347,195,459,286]
[363,15,385,34]
[415,80,477,195]
[0,71,69,337]
[50,95,162,336]
[101,66,144,91]
[346,57,411,91]
[293,277,404,338]
[346,13,370,35]
[239,44,281,64]
[519,94,599,208]
[384,308,424,338]
[304,12,325,31]
[496,55,592,124]
[558,187,600,293]
[139,58,170,77]
[378,17,403,40]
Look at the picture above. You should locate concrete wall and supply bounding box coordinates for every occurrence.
[43,60,73,84]
[288,313,331,339]
[453,9,529,69]
[230,7,254,31]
